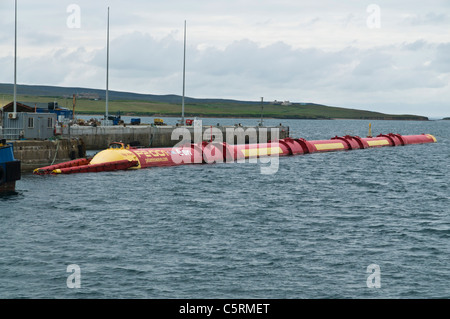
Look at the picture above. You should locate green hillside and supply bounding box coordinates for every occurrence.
[0,84,429,120]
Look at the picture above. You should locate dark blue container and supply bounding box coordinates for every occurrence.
[0,139,21,192]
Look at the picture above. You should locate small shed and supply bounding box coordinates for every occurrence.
[1,102,56,140]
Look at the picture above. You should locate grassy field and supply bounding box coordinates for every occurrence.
[0,93,429,120]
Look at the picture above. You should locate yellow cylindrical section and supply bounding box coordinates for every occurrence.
[426,134,437,143]
[89,149,141,169]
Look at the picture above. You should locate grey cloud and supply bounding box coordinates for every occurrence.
[81,33,450,98]
[91,31,182,75]
[21,31,64,45]
[1,0,449,117]
[404,12,450,26]
[192,40,355,88]
[430,43,450,72]
[402,39,428,51]
[5,28,449,102]
[352,51,393,76]
[337,43,448,92]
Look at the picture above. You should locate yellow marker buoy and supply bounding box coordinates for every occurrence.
[368,123,372,138]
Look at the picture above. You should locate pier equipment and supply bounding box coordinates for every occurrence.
[0,139,21,192]
[33,133,437,175]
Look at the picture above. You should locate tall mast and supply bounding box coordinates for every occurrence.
[13,0,17,116]
[181,20,186,124]
[260,97,264,126]
[105,7,110,121]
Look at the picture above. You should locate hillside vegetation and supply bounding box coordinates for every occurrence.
[0,84,429,120]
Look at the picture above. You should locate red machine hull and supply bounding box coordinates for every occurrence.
[33,133,437,175]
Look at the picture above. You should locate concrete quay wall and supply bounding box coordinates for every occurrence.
[12,139,86,172]
[62,125,290,150]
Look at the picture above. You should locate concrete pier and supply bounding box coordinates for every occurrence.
[62,124,290,150]
[11,138,86,172]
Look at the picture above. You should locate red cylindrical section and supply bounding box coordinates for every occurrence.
[402,134,437,145]
[33,133,437,175]
[233,142,289,159]
[279,138,305,155]
[190,143,206,164]
[309,139,347,153]
[344,136,364,149]
[33,157,92,175]
[129,147,184,168]
[361,136,392,148]
[331,136,360,150]
[377,134,399,146]
[293,138,315,154]
[57,160,138,174]
[348,136,369,149]
[202,142,234,164]
[383,133,405,146]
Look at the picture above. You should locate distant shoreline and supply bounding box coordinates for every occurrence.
[77,112,430,121]
[0,83,430,121]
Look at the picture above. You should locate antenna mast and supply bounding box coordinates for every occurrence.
[105,7,110,121]
[259,97,264,126]
[13,0,17,116]
[181,20,186,125]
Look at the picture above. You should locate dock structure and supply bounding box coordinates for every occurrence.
[11,139,86,172]
[61,124,290,150]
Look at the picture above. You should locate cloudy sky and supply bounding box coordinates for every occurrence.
[0,0,449,118]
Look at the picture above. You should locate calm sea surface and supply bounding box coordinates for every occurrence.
[1,118,449,299]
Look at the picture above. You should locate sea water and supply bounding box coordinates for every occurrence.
[0,119,449,298]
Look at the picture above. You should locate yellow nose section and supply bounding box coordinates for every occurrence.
[426,134,437,143]
[90,149,141,169]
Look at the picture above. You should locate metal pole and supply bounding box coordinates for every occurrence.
[72,94,76,120]
[13,0,17,116]
[181,20,186,125]
[260,97,264,126]
[105,7,110,121]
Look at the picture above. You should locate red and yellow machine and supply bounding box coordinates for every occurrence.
[33,133,437,175]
